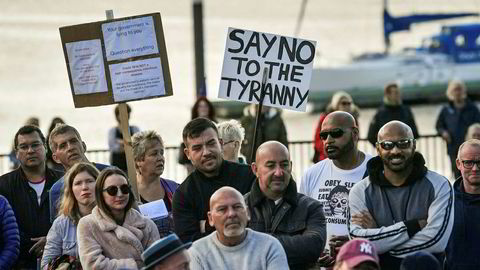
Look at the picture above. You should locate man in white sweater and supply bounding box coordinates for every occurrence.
[189,187,289,270]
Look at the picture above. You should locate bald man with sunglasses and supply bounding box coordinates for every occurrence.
[348,120,454,270]
[300,111,372,267]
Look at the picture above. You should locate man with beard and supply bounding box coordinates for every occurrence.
[445,139,480,269]
[348,121,454,270]
[173,118,256,243]
[48,124,108,222]
[189,187,289,270]
[245,141,326,270]
[0,125,63,269]
[300,111,372,267]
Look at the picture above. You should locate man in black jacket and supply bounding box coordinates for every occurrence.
[367,82,419,146]
[172,117,255,243]
[245,141,326,270]
[0,125,62,269]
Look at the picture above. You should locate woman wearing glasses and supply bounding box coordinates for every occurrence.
[41,162,98,269]
[77,167,159,269]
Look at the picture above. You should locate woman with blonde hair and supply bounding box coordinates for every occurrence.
[41,162,99,269]
[313,91,360,163]
[77,167,159,269]
[132,130,179,237]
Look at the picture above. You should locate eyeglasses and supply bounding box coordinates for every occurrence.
[340,101,352,106]
[460,160,480,169]
[17,142,44,152]
[319,128,348,140]
[103,184,130,196]
[223,140,236,146]
[377,139,414,150]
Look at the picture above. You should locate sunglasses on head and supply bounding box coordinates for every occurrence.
[103,184,130,196]
[319,128,349,140]
[377,139,414,150]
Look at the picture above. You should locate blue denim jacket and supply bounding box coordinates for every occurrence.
[40,215,77,269]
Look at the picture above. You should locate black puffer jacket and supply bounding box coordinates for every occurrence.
[245,179,326,270]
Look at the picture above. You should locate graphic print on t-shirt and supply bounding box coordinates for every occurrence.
[318,180,355,225]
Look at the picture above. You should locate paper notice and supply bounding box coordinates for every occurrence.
[139,199,169,220]
[102,16,159,61]
[109,57,165,102]
[65,39,108,95]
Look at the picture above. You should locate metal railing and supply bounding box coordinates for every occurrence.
[0,135,453,182]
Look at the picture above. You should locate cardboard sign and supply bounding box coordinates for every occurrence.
[59,13,173,108]
[218,28,316,112]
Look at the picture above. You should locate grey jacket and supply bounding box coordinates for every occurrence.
[349,153,454,263]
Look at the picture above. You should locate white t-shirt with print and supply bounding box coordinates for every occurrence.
[300,154,372,246]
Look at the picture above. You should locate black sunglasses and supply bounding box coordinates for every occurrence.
[103,184,130,196]
[377,139,414,150]
[319,128,348,140]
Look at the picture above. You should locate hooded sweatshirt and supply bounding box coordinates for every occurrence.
[348,153,454,270]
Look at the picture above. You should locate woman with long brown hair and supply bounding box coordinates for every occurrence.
[41,162,99,269]
[77,167,159,269]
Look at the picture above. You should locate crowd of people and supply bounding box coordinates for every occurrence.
[0,79,479,270]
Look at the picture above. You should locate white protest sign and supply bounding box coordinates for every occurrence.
[139,199,169,220]
[65,39,108,95]
[109,57,165,102]
[218,28,316,112]
[102,16,159,61]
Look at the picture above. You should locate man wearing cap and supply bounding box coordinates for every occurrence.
[300,111,372,266]
[142,233,191,270]
[189,187,288,270]
[333,239,380,270]
[348,121,454,270]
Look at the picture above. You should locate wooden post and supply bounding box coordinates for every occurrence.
[105,10,139,200]
[250,67,269,163]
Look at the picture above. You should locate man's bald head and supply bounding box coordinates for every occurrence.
[322,111,357,130]
[255,141,290,163]
[208,186,250,246]
[210,186,246,209]
[377,121,414,142]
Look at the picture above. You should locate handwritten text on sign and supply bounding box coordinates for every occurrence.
[218,28,316,112]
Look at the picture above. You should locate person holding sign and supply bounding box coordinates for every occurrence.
[77,167,159,269]
[41,162,99,269]
[172,118,256,243]
[132,130,179,237]
[300,111,372,267]
[109,104,140,173]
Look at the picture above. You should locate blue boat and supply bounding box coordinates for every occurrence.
[308,4,480,110]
